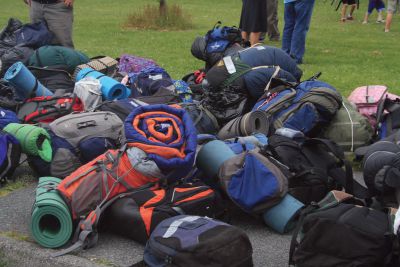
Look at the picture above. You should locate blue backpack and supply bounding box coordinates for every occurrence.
[0,108,19,130]
[0,130,21,184]
[218,146,288,214]
[130,66,174,97]
[144,215,253,267]
[253,79,342,136]
[15,20,53,48]
[205,22,242,54]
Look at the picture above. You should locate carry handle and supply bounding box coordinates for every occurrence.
[76,120,97,129]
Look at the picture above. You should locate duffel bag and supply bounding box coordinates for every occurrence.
[104,182,224,244]
[143,215,253,267]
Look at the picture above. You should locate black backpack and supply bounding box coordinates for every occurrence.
[142,215,253,267]
[0,79,19,111]
[376,97,400,139]
[289,190,397,267]
[95,98,147,121]
[28,65,75,93]
[266,134,369,204]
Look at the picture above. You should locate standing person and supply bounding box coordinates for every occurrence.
[267,0,281,41]
[340,0,357,22]
[240,0,268,46]
[362,0,385,24]
[385,0,399,32]
[282,0,316,64]
[24,0,74,48]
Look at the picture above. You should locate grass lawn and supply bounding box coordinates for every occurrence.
[1,0,399,96]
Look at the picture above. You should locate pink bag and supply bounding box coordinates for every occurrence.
[348,85,399,129]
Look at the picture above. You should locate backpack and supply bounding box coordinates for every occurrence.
[95,98,147,121]
[178,103,220,135]
[17,94,84,124]
[28,65,75,92]
[289,190,396,267]
[253,79,342,137]
[376,98,400,139]
[0,79,19,111]
[204,22,242,54]
[320,98,373,152]
[136,86,181,105]
[130,67,174,97]
[218,147,288,213]
[143,215,253,267]
[104,182,224,244]
[118,54,158,78]
[72,56,118,81]
[266,132,369,204]
[28,111,124,178]
[348,85,399,129]
[14,20,53,48]
[0,45,34,77]
[0,130,21,184]
[0,108,19,129]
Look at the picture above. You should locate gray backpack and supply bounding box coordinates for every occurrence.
[30,111,124,178]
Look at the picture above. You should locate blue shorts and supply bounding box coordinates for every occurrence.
[368,0,385,14]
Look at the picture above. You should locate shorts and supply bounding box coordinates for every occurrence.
[342,0,356,5]
[387,0,400,13]
[368,0,385,14]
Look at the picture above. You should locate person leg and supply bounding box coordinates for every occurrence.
[282,2,296,55]
[30,1,44,23]
[267,0,280,41]
[290,0,316,64]
[43,2,74,48]
[385,0,396,32]
[249,32,262,46]
[348,4,356,19]
[341,4,348,22]
[363,12,370,24]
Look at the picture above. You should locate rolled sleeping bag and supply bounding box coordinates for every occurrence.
[196,140,236,178]
[31,177,73,248]
[76,68,130,101]
[3,123,52,162]
[217,110,270,140]
[262,193,304,234]
[4,61,53,100]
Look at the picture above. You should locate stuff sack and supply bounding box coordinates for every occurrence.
[218,148,288,213]
[290,191,395,267]
[254,80,342,137]
[104,182,223,244]
[348,85,399,129]
[267,132,369,204]
[28,66,75,93]
[178,103,220,135]
[143,215,253,267]
[28,45,89,73]
[73,77,102,111]
[0,130,21,184]
[320,98,373,152]
[72,56,118,81]
[17,94,83,124]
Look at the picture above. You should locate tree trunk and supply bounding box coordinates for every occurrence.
[159,0,167,16]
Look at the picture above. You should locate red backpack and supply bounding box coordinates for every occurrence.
[17,94,83,124]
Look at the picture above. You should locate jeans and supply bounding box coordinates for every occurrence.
[282,0,315,64]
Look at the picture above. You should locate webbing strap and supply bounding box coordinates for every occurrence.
[220,56,252,88]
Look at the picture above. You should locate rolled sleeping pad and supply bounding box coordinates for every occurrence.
[30,177,73,248]
[4,61,53,100]
[262,193,304,234]
[217,110,270,140]
[76,68,129,101]
[3,123,52,162]
[196,140,236,178]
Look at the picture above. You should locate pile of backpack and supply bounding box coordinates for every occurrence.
[0,18,400,267]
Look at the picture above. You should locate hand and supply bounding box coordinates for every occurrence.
[64,0,74,7]
[23,0,31,6]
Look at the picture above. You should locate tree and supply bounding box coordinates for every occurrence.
[159,0,167,16]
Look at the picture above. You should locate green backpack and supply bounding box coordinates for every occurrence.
[321,98,373,152]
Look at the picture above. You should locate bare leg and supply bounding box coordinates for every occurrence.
[348,4,356,18]
[242,31,249,42]
[363,12,369,23]
[341,4,348,21]
[385,12,393,32]
[249,32,261,46]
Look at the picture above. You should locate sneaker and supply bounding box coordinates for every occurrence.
[385,29,390,32]
[347,15,354,20]
[340,18,346,22]
[362,20,368,24]
[376,19,385,23]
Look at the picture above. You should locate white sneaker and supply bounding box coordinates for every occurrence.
[362,21,368,24]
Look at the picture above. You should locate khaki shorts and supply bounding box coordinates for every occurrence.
[387,0,400,13]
